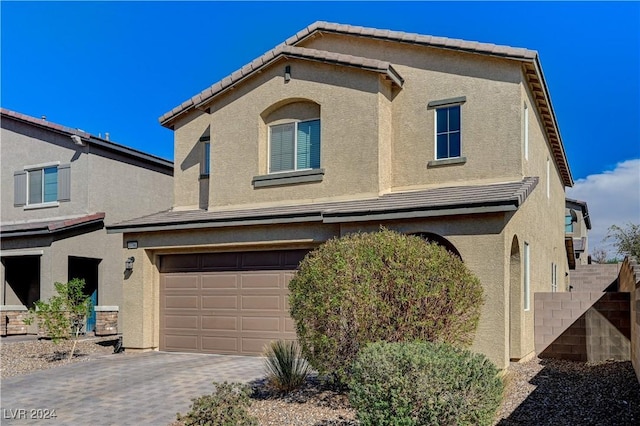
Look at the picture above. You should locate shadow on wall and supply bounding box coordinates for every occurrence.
[497,359,640,425]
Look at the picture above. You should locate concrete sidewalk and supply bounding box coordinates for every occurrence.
[0,351,265,425]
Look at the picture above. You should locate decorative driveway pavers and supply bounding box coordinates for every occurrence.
[1,352,265,425]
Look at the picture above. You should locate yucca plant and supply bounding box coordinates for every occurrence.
[263,340,310,393]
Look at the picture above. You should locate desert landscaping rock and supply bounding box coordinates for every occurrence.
[2,337,638,425]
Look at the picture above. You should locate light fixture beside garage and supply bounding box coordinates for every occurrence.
[284,65,291,82]
[125,256,135,271]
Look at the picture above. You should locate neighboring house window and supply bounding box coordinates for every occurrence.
[29,166,58,204]
[551,262,557,292]
[523,103,529,161]
[14,163,70,207]
[269,119,320,173]
[435,105,461,159]
[524,242,530,311]
[203,141,211,176]
[565,215,573,233]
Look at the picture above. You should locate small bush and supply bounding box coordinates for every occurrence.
[289,229,483,384]
[263,340,310,393]
[176,381,257,426]
[349,341,504,426]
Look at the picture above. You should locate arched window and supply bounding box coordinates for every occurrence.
[262,100,321,174]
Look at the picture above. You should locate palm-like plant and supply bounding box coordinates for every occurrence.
[263,340,310,393]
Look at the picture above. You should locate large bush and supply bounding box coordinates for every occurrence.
[288,229,483,384]
[349,341,504,426]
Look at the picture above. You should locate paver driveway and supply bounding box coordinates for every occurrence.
[0,352,265,425]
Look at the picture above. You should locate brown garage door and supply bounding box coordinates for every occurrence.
[159,249,309,355]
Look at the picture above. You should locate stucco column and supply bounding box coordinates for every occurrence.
[122,248,158,351]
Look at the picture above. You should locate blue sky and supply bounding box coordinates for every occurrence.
[2,1,639,254]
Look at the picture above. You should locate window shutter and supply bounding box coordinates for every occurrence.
[58,164,71,201]
[14,171,27,206]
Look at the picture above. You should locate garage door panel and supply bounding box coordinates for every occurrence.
[164,334,198,351]
[242,316,280,332]
[241,273,281,289]
[202,295,238,309]
[202,336,238,352]
[284,318,296,333]
[164,295,199,309]
[163,275,199,289]
[242,295,280,310]
[202,274,238,289]
[201,316,238,331]
[164,315,198,329]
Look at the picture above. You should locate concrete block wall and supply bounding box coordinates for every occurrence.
[618,257,639,382]
[535,292,630,362]
[569,263,620,292]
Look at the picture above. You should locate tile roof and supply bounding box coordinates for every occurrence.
[287,21,537,60]
[1,213,105,237]
[158,21,572,187]
[108,177,538,233]
[159,45,403,126]
[1,108,173,169]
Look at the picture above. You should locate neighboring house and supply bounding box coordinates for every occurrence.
[108,22,574,369]
[565,198,591,267]
[0,108,173,336]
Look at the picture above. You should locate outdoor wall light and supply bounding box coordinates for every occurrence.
[284,65,291,82]
[125,256,135,271]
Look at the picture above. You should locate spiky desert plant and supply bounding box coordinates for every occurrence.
[263,340,310,393]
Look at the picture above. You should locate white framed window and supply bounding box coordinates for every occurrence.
[269,119,320,173]
[524,242,530,311]
[523,103,529,160]
[546,158,550,198]
[27,166,58,205]
[551,262,557,292]
[435,105,461,159]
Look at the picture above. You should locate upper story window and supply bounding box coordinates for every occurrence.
[203,141,211,176]
[269,118,320,174]
[565,215,573,233]
[436,105,461,159]
[427,96,466,166]
[28,166,58,204]
[14,163,70,208]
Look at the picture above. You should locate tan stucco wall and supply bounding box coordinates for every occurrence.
[298,34,525,190]
[498,79,569,361]
[121,214,518,368]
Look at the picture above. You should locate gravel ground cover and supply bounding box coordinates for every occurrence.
[0,336,117,378]
[2,337,638,425]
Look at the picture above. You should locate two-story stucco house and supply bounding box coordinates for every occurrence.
[1,108,173,336]
[565,198,591,267]
[108,22,574,369]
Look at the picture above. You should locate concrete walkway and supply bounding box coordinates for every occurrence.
[0,351,265,425]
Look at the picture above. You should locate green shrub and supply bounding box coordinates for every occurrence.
[349,341,504,426]
[176,381,257,426]
[263,340,310,393]
[288,229,483,384]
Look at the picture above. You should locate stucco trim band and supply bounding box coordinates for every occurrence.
[427,96,467,109]
[94,306,120,312]
[427,157,467,168]
[252,169,325,188]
